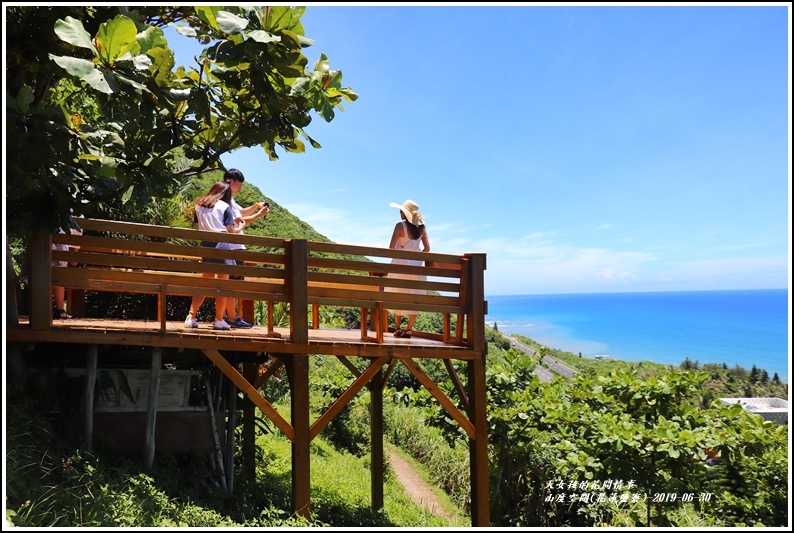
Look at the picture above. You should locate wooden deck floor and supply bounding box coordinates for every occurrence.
[7,317,478,360]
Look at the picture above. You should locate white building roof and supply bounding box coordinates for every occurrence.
[719,397,789,424]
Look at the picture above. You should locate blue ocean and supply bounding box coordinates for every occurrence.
[485,289,790,383]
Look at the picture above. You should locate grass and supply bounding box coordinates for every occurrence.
[256,430,463,527]
[385,443,470,526]
[4,382,470,528]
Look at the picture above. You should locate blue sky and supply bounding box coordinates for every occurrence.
[168,4,791,296]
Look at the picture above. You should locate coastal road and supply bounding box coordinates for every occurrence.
[498,331,579,381]
[541,357,577,379]
[498,332,556,383]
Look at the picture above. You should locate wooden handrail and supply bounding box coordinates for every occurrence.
[30,218,482,346]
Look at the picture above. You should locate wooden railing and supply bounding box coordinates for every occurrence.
[28,218,485,348]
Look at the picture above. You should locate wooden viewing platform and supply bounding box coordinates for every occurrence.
[5,218,489,526]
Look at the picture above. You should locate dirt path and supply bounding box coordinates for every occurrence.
[386,448,452,521]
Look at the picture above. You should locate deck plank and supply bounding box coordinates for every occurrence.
[8,318,480,360]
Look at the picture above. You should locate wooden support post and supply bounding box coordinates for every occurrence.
[286,355,311,520]
[29,233,52,331]
[468,357,489,526]
[145,347,162,469]
[84,344,98,452]
[370,368,385,510]
[464,253,489,526]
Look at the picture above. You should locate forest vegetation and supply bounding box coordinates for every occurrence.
[6,303,789,527]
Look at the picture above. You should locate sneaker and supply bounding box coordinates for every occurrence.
[226,316,253,329]
[213,319,231,331]
[184,316,198,328]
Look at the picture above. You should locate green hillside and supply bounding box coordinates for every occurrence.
[181,172,332,243]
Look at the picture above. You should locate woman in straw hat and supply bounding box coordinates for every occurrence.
[384,199,431,338]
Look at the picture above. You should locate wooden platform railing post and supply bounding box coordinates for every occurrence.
[370,369,385,510]
[374,302,385,344]
[359,307,368,340]
[286,239,308,344]
[145,347,162,469]
[29,232,52,330]
[312,304,320,329]
[68,289,85,318]
[241,299,255,325]
[464,253,489,527]
[158,284,167,334]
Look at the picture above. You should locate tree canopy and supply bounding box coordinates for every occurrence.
[5,5,358,236]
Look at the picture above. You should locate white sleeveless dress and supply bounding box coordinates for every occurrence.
[385,221,426,316]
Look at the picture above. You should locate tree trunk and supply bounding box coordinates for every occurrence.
[6,240,27,384]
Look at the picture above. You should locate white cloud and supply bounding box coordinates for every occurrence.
[275,203,789,296]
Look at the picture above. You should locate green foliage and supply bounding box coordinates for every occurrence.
[481,349,789,527]
[375,332,788,527]
[179,172,335,242]
[485,327,511,351]
[382,403,471,510]
[6,5,357,238]
[310,358,372,457]
[7,324,788,528]
[7,381,443,527]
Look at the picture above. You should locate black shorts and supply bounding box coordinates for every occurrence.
[230,259,245,280]
[201,241,235,265]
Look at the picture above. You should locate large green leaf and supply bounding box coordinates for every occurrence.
[247,30,281,44]
[195,5,223,32]
[49,55,96,78]
[136,25,167,53]
[53,16,97,53]
[217,10,249,35]
[96,14,139,65]
[81,67,118,94]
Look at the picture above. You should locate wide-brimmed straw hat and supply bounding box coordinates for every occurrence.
[389,199,424,227]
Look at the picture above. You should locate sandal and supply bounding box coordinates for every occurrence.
[403,330,413,339]
[53,308,72,319]
[394,329,405,337]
